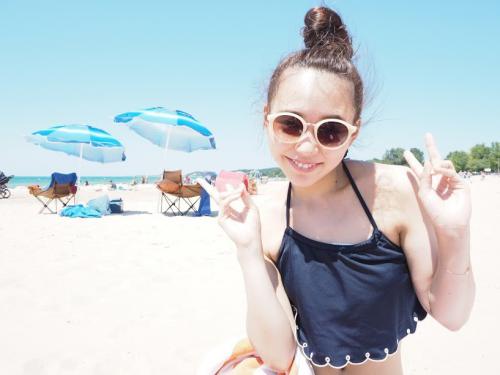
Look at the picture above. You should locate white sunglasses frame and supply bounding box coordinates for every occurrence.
[266,112,358,150]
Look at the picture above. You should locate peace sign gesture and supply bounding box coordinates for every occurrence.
[196,178,263,253]
[404,133,471,231]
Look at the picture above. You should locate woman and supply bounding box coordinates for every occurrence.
[203,7,475,374]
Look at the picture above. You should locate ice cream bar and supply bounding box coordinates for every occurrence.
[215,170,249,193]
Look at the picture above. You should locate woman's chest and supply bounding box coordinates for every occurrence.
[266,205,403,263]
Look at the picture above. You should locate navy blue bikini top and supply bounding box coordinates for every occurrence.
[276,160,427,369]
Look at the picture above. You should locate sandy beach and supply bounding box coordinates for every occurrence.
[0,177,499,374]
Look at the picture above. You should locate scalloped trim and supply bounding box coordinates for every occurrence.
[292,307,423,369]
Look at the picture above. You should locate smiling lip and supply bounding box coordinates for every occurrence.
[286,156,321,173]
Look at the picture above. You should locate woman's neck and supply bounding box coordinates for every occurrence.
[291,162,351,203]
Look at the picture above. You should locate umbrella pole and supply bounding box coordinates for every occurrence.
[159,127,172,213]
[78,143,83,187]
[164,126,172,169]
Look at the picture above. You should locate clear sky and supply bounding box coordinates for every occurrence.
[1,0,499,176]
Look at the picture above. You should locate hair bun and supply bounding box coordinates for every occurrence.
[302,7,353,59]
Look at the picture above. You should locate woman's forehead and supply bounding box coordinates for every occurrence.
[271,68,355,120]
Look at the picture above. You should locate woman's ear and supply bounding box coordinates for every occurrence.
[350,118,362,143]
[263,105,269,128]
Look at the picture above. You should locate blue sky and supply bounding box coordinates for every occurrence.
[1,0,498,176]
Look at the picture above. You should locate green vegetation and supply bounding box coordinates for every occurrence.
[459,142,500,172]
[374,142,499,172]
[373,147,424,166]
[236,142,499,177]
[238,167,285,178]
[446,151,469,171]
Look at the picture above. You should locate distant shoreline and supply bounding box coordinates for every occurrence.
[7,175,161,188]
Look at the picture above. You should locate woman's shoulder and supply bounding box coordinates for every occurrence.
[347,159,420,244]
[254,180,289,214]
[253,181,289,262]
[345,159,417,197]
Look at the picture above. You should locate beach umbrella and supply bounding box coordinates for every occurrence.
[114,107,216,153]
[185,170,217,183]
[185,171,217,179]
[26,124,126,184]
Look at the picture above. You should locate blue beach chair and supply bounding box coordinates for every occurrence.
[28,172,78,214]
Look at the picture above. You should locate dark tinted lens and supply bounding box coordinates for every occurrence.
[317,121,349,147]
[273,115,303,142]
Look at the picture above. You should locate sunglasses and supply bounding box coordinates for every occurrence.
[267,112,358,150]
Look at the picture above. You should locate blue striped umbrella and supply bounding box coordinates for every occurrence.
[114,107,216,152]
[26,124,126,163]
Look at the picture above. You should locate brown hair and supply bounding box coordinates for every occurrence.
[267,7,363,122]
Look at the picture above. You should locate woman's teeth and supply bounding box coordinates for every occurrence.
[290,158,317,171]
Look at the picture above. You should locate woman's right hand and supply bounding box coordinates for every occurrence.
[196,179,263,257]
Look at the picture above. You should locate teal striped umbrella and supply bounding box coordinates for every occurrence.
[26,124,126,185]
[26,124,126,163]
[114,107,216,152]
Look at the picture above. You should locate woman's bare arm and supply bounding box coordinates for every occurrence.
[401,137,475,330]
[238,251,297,371]
[203,178,297,372]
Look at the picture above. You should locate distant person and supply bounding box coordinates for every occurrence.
[84,180,89,186]
[109,180,117,190]
[200,6,474,373]
[206,175,215,186]
[131,178,137,186]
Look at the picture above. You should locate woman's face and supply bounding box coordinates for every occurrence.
[265,67,359,187]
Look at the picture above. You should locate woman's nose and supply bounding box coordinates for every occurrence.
[295,130,319,154]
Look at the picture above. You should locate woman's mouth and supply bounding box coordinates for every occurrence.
[286,157,321,173]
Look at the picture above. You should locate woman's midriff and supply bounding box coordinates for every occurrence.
[311,345,403,375]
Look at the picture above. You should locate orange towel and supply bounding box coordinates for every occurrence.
[28,184,41,195]
[197,337,312,375]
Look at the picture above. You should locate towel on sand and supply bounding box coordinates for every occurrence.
[60,204,102,218]
[196,337,313,375]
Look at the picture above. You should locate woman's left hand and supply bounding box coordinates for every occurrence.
[404,133,471,232]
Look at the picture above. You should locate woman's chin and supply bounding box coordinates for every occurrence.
[281,163,325,187]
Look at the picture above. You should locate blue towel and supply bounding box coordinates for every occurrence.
[60,204,102,218]
[196,187,212,216]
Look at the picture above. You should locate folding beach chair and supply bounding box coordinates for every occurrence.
[156,170,202,216]
[28,172,78,214]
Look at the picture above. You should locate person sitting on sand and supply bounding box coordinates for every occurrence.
[201,6,474,374]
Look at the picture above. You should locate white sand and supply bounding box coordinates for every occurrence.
[0,177,498,374]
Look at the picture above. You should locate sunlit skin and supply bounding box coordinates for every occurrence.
[198,67,474,375]
[267,68,401,375]
[264,67,360,197]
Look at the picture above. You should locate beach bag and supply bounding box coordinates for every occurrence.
[109,198,123,213]
[87,195,110,215]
